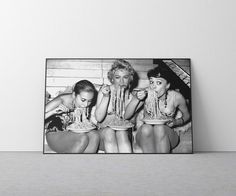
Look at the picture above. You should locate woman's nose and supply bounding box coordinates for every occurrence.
[120,78,125,85]
[150,84,155,88]
[82,101,88,107]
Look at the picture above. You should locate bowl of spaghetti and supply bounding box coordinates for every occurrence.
[67,121,96,133]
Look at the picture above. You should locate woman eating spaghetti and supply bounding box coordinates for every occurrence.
[95,59,137,153]
[45,80,100,153]
[125,65,190,153]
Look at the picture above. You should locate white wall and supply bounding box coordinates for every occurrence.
[0,0,235,151]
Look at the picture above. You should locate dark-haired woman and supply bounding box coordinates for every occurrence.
[45,80,100,153]
[125,66,190,153]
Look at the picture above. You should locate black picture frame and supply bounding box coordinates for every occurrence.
[43,58,193,154]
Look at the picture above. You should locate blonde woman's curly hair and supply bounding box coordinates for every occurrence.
[107,59,135,84]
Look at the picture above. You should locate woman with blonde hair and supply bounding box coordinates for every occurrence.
[95,59,138,153]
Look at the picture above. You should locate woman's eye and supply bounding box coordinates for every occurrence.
[81,99,86,102]
[150,81,154,84]
[156,81,162,85]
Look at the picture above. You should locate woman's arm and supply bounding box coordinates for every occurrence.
[167,91,190,127]
[95,86,110,122]
[45,96,64,119]
[176,92,190,123]
[124,90,146,120]
[124,97,142,120]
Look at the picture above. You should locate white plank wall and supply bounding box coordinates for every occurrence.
[46,59,155,98]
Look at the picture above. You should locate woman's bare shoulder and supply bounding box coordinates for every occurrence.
[170,90,186,106]
[56,93,73,104]
[168,90,183,97]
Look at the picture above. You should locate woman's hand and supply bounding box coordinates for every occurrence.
[136,90,147,101]
[166,118,184,128]
[101,85,111,97]
[54,104,69,114]
[165,119,176,128]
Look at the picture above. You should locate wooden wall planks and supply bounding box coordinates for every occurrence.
[45,59,154,98]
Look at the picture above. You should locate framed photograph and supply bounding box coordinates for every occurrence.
[43,58,192,154]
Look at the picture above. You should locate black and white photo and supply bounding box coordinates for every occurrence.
[44,58,192,154]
